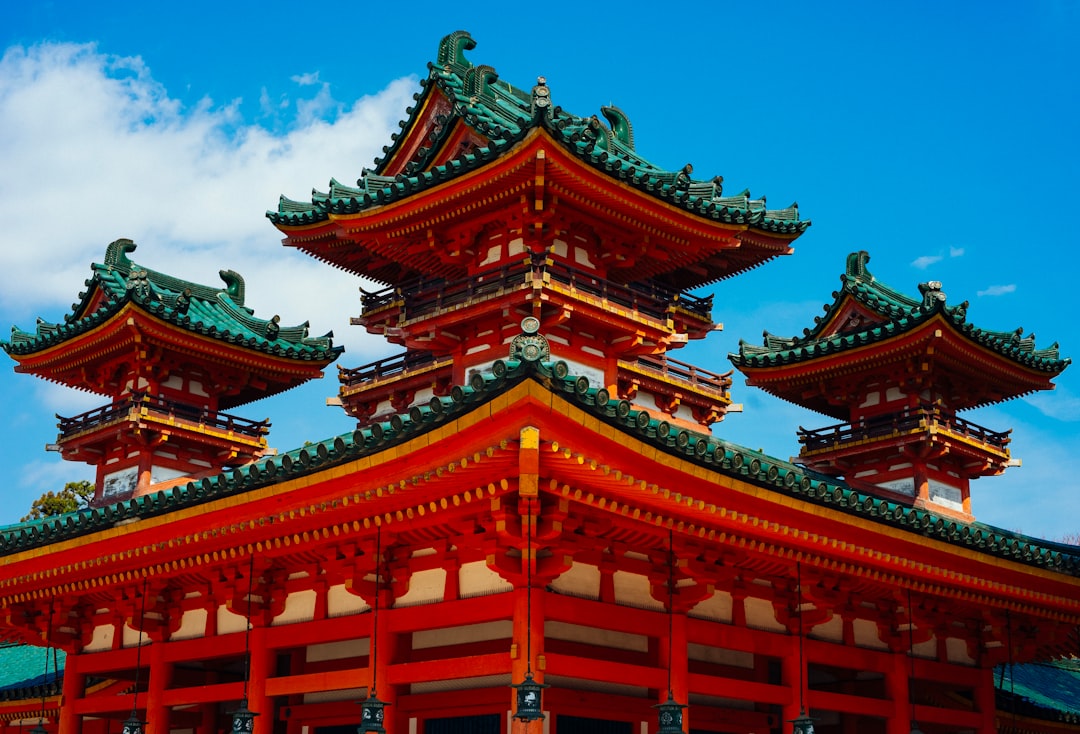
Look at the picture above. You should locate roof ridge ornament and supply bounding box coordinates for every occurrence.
[509,316,549,363]
[104,238,137,272]
[436,30,476,71]
[917,280,946,313]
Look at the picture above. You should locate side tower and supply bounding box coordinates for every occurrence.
[268,30,809,429]
[2,239,342,505]
[731,251,1069,522]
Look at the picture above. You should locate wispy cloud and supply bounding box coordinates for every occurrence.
[911,247,964,270]
[290,71,321,86]
[977,284,1017,297]
[1024,388,1080,422]
[0,41,417,362]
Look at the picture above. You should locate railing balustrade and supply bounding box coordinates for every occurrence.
[339,351,439,387]
[57,393,269,440]
[632,354,731,393]
[358,255,713,322]
[798,405,1011,453]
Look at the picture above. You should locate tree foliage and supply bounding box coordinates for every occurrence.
[22,480,94,522]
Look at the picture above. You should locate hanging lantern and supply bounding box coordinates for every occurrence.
[789,710,815,734]
[511,670,548,722]
[654,691,687,734]
[29,721,49,734]
[359,692,389,734]
[909,725,924,734]
[121,712,145,734]
[231,698,259,734]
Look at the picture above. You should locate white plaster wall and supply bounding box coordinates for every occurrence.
[743,597,786,633]
[171,609,207,640]
[328,583,369,617]
[853,618,889,650]
[809,615,844,643]
[459,560,513,598]
[946,636,976,665]
[550,562,600,599]
[84,624,114,652]
[307,637,368,662]
[413,620,513,650]
[613,571,663,611]
[396,568,447,606]
[687,643,754,669]
[217,604,247,635]
[546,621,647,652]
[689,590,733,623]
[273,589,316,625]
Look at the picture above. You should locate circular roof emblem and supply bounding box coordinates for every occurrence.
[521,316,540,335]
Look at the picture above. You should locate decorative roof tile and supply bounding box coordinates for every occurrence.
[0,356,1077,579]
[2,239,342,364]
[268,31,808,238]
[733,250,1070,376]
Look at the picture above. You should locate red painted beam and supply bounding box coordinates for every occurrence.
[265,669,369,697]
[387,652,507,685]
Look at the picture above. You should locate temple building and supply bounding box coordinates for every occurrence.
[0,30,1078,734]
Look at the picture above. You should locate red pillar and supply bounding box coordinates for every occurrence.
[781,634,803,726]
[974,665,998,733]
[657,612,689,732]
[145,641,170,734]
[250,625,272,734]
[59,651,84,734]
[511,585,545,734]
[886,648,911,734]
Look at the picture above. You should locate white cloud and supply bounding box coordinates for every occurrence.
[949,246,965,258]
[1024,388,1080,422]
[977,284,1017,297]
[911,255,942,269]
[290,71,321,86]
[0,41,418,362]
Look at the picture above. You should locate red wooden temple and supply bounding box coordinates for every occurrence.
[0,30,1077,734]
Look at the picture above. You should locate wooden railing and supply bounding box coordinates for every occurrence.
[631,354,731,394]
[798,406,1011,453]
[359,255,713,322]
[57,394,270,440]
[339,350,439,387]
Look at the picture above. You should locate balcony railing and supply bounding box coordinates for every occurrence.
[57,393,270,441]
[797,405,1011,453]
[630,354,732,394]
[359,255,713,323]
[339,350,441,388]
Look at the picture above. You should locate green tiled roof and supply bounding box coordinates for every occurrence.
[0,642,64,699]
[997,658,1080,723]
[732,250,1069,375]
[0,354,1077,580]
[2,239,342,364]
[268,31,807,237]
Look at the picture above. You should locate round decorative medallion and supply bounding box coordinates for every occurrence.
[521,316,540,334]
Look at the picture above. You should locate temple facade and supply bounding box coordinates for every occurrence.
[0,30,1078,734]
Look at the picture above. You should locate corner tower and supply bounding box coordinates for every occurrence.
[731,251,1069,522]
[268,30,809,430]
[2,239,342,505]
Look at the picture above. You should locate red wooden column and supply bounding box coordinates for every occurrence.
[886,648,911,734]
[781,633,803,727]
[973,665,998,734]
[512,429,545,734]
[145,641,171,734]
[59,649,84,734]
[657,611,689,732]
[250,625,272,734]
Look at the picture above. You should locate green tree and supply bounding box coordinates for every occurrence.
[22,480,94,522]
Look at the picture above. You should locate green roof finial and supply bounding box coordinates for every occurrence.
[436,30,475,71]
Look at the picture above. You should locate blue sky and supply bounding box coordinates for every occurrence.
[0,3,1077,539]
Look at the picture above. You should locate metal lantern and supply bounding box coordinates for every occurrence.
[789,710,815,734]
[121,712,145,734]
[511,671,548,722]
[654,691,687,734]
[230,698,258,734]
[909,725,924,734]
[358,692,389,734]
[29,721,49,734]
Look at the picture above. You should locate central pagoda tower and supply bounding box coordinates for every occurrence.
[269,30,809,430]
